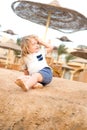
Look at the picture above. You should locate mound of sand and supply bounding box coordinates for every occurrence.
[0,68,87,130]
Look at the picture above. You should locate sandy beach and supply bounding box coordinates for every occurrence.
[0,68,87,130]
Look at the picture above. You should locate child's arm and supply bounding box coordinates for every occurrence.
[23,69,29,75]
[37,38,53,53]
[22,63,29,75]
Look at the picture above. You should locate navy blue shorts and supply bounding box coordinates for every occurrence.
[39,67,53,86]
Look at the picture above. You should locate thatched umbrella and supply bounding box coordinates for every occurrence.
[62,64,74,70]
[0,54,7,68]
[0,40,21,66]
[70,58,87,82]
[62,64,74,80]
[0,55,6,60]
[11,0,87,39]
[70,58,87,64]
[0,39,21,51]
[3,29,17,35]
[71,49,87,59]
[70,58,87,71]
[56,36,72,42]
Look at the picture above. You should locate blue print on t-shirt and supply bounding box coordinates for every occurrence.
[37,54,43,61]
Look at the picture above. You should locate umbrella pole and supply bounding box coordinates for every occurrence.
[5,49,10,68]
[43,12,51,41]
[83,63,87,71]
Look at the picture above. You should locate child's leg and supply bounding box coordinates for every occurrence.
[15,73,43,91]
[15,75,30,91]
[32,83,43,89]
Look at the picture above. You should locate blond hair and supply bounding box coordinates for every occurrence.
[20,35,38,57]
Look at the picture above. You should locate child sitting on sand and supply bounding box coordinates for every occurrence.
[15,34,53,92]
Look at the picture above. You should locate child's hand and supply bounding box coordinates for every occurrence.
[35,36,42,44]
[24,69,29,75]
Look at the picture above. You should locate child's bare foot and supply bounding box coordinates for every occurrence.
[32,83,43,89]
[15,79,29,92]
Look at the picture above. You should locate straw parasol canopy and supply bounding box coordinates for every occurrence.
[3,29,16,35]
[62,64,74,70]
[0,39,21,51]
[70,49,87,59]
[0,55,6,60]
[3,29,17,35]
[11,0,87,34]
[70,58,87,71]
[0,40,21,66]
[56,36,72,42]
[70,58,87,64]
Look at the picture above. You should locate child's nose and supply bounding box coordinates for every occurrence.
[37,44,40,47]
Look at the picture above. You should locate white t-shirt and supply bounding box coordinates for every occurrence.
[23,49,49,75]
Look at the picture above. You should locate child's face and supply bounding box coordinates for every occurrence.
[28,38,40,53]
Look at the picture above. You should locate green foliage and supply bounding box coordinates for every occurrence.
[57,44,68,56]
[14,50,21,57]
[65,54,76,63]
[14,38,21,57]
[17,38,21,46]
[77,45,87,49]
[56,44,68,62]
